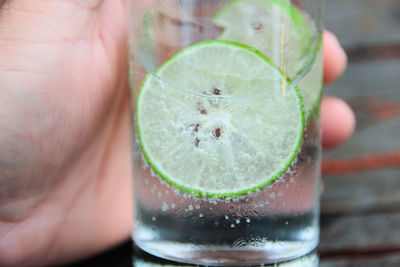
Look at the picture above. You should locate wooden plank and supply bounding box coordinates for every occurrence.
[325,0,400,47]
[324,59,400,102]
[323,118,400,158]
[320,212,400,252]
[320,253,400,267]
[321,168,400,215]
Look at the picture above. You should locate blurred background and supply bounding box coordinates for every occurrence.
[72,0,400,266]
[321,0,400,265]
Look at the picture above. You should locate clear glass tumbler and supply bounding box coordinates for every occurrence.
[128,0,323,265]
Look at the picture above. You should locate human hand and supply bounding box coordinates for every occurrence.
[0,1,354,266]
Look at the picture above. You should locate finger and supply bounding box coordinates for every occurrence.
[323,30,348,85]
[321,96,356,149]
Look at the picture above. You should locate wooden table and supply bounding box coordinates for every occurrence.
[319,0,400,265]
[73,0,400,266]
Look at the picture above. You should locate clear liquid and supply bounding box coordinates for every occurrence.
[132,119,320,265]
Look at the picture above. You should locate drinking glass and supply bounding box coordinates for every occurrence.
[128,0,323,265]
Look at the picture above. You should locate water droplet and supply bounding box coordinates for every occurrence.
[230,224,235,228]
[246,218,251,223]
[150,169,157,177]
[142,159,149,170]
[199,213,204,218]
[235,219,240,224]
[161,201,169,211]
[152,216,156,221]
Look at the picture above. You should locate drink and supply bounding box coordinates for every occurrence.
[128,0,323,265]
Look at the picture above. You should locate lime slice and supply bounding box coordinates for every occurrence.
[213,0,322,118]
[137,40,304,198]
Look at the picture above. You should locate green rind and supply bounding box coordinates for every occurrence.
[136,40,305,199]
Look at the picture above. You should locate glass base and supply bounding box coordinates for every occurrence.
[134,238,318,266]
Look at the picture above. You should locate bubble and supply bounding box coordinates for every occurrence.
[199,213,204,218]
[225,215,229,220]
[150,169,157,177]
[246,218,251,223]
[230,224,235,228]
[254,202,264,208]
[152,216,156,221]
[235,219,240,224]
[161,201,169,212]
[142,158,149,170]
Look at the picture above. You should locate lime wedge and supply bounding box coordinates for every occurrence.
[213,0,322,118]
[137,40,304,198]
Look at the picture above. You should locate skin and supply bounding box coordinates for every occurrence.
[0,1,355,266]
